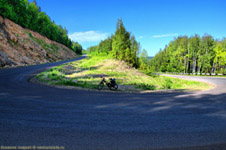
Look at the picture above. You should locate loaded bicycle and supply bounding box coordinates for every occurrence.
[97,77,118,90]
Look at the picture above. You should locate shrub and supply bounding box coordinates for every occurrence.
[162,78,173,89]
[47,70,63,80]
[28,32,33,38]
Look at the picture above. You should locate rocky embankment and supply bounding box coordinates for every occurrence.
[0,15,77,68]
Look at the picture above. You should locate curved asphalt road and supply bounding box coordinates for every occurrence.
[1,56,226,150]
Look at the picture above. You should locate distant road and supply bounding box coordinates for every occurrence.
[1,57,226,150]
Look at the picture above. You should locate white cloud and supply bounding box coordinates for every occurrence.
[69,31,108,43]
[152,33,178,38]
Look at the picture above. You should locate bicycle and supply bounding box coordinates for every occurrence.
[97,77,118,90]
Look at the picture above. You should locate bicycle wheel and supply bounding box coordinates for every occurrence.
[97,82,104,90]
[110,84,118,91]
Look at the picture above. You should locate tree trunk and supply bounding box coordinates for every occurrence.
[212,63,216,75]
[198,62,201,75]
[184,56,186,74]
[193,57,196,74]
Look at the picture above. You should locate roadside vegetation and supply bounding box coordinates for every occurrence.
[0,0,83,55]
[88,19,151,74]
[36,56,211,91]
[35,19,212,92]
[150,35,226,75]
[163,72,226,78]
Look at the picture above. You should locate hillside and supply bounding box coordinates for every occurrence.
[0,15,77,68]
[35,56,212,91]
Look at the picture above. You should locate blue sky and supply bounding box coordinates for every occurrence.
[32,0,226,56]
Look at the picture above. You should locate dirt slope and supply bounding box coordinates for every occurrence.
[0,15,77,68]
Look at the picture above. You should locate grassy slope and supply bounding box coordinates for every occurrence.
[36,56,211,91]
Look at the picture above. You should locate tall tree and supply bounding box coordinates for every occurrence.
[72,42,83,55]
[112,19,131,60]
[200,34,215,74]
[189,35,201,73]
[130,35,140,67]
[139,49,149,70]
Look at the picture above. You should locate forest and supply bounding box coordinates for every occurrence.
[0,0,82,55]
[88,19,151,73]
[150,35,226,74]
[89,21,226,75]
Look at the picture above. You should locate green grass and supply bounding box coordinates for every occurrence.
[50,43,59,52]
[35,56,212,91]
[163,72,226,78]
[26,31,59,53]
[166,77,211,90]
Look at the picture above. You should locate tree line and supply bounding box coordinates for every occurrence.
[0,0,82,54]
[150,34,226,74]
[88,19,151,72]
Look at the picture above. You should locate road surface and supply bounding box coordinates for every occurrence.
[1,56,226,150]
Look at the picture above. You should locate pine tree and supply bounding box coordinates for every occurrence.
[112,19,131,60]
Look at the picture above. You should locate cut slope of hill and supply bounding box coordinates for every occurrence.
[35,56,212,92]
[0,15,77,68]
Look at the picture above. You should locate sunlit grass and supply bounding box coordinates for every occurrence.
[36,56,212,91]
